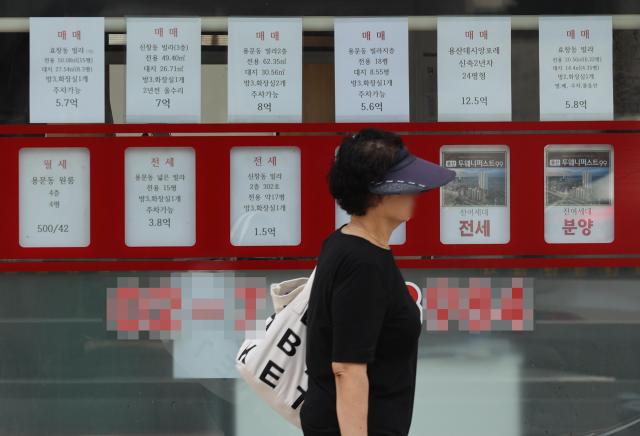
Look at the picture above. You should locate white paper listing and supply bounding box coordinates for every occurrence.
[227,17,303,122]
[19,147,90,247]
[544,145,614,243]
[230,147,301,246]
[334,17,410,122]
[437,17,512,121]
[125,17,201,123]
[29,17,105,123]
[125,148,196,247]
[538,16,613,121]
[440,146,510,244]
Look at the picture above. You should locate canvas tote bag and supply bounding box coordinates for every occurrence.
[235,266,317,428]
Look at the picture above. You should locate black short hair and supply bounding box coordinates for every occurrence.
[328,128,404,216]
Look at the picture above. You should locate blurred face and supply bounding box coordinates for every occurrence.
[375,192,421,223]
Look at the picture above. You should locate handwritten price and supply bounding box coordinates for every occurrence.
[565,99,587,110]
[461,96,488,106]
[155,98,171,109]
[36,224,70,233]
[148,218,171,228]
[56,98,78,108]
[254,226,276,237]
[361,102,383,111]
[257,103,272,112]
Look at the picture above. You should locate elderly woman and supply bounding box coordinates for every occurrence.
[299,128,456,436]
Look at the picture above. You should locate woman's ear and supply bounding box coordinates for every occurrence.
[366,193,384,210]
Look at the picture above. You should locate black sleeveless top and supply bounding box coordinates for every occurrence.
[300,223,422,435]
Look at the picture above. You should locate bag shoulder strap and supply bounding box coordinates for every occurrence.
[288,265,317,315]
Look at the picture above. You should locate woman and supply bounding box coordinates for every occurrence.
[299,128,456,436]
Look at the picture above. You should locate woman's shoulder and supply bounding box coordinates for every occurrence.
[324,225,391,254]
[319,228,388,274]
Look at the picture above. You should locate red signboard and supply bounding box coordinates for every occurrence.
[1,121,639,271]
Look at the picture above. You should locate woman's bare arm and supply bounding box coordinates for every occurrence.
[332,361,369,436]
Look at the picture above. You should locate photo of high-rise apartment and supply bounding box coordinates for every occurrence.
[545,167,611,206]
[442,151,507,207]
